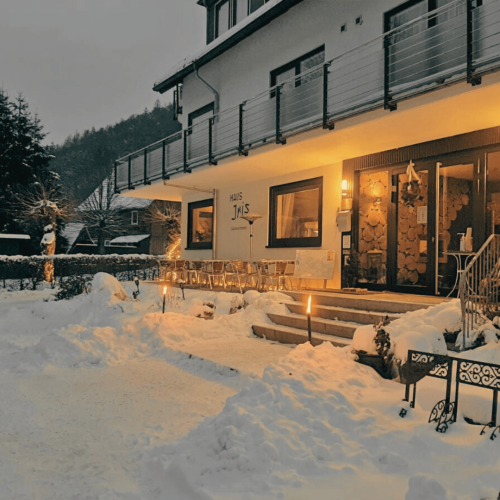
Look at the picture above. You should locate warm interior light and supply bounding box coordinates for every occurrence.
[306,294,312,314]
[341,179,348,191]
[163,286,167,295]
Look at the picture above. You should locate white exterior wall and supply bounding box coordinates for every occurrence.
[180,0,401,126]
[182,161,343,288]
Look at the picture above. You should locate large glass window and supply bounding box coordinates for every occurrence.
[187,199,214,250]
[270,46,325,91]
[269,177,322,248]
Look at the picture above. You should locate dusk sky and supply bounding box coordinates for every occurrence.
[2,0,206,146]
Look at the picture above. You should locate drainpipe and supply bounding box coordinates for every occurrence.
[193,62,220,115]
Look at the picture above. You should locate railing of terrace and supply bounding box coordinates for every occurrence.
[459,234,500,349]
[115,0,500,192]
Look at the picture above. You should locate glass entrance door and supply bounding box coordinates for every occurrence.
[392,164,437,293]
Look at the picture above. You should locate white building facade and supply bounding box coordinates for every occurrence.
[116,0,500,295]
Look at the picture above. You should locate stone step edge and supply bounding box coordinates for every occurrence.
[252,324,352,348]
[285,302,400,322]
[268,312,361,331]
[283,291,436,311]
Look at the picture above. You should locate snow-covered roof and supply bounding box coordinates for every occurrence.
[109,234,150,244]
[60,223,85,252]
[153,0,302,93]
[78,177,154,212]
[0,234,30,240]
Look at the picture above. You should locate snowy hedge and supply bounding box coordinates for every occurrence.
[0,253,164,287]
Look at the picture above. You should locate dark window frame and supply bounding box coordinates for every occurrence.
[131,210,138,225]
[270,45,325,95]
[213,0,268,40]
[188,102,215,128]
[383,0,468,32]
[187,198,214,250]
[268,177,323,248]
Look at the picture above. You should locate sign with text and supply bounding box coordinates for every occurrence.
[294,250,336,279]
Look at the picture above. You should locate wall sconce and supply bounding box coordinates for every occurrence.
[341,179,353,211]
[374,197,382,206]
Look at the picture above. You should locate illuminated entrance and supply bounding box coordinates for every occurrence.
[353,146,500,295]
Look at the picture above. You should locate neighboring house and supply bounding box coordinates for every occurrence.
[114,0,500,296]
[74,178,180,255]
[0,234,31,256]
[60,223,85,254]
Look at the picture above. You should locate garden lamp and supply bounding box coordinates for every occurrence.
[241,213,262,261]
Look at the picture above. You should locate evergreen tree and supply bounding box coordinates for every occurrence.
[0,90,67,258]
[0,91,53,234]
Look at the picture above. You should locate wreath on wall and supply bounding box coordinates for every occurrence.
[401,160,422,207]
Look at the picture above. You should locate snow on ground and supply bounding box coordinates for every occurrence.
[0,274,499,499]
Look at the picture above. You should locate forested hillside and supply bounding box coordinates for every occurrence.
[49,101,180,203]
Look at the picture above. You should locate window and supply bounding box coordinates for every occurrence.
[188,102,215,128]
[216,0,231,37]
[270,46,325,92]
[215,0,268,39]
[187,199,214,250]
[131,210,138,225]
[269,177,323,248]
[105,239,111,246]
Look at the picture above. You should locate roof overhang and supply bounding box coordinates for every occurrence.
[153,0,305,94]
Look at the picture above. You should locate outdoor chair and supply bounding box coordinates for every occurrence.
[201,260,226,289]
[243,262,262,290]
[184,260,204,286]
[225,260,248,293]
[261,261,287,291]
[157,260,175,282]
[172,259,188,283]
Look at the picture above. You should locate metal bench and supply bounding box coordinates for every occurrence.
[400,350,500,438]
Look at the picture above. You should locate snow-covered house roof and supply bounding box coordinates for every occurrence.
[0,234,30,240]
[153,0,304,93]
[109,234,150,244]
[77,177,154,212]
[60,223,85,253]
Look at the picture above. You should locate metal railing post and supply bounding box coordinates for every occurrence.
[323,63,334,130]
[209,116,218,164]
[128,156,135,190]
[467,0,481,86]
[143,148,150,185]
[383,32,397,111]
[162,140,167,179]
[238,103,248,156]
[275,85,286,145]
[183,129,191,173]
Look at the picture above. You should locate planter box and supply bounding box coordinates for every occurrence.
[355,352,391,379]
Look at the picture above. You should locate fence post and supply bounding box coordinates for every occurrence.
[323,63,334,130]
[466,0,481,86]
[275,85,286,145]
[209,116,218,164]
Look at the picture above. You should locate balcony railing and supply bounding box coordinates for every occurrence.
[115,0,500,193]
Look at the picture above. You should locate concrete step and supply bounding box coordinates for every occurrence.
[284,290,436,314]
[285,302,399,325]
[252,323,352,348]
[267,313,357,339]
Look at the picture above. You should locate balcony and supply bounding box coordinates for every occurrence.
[115,0,500,193]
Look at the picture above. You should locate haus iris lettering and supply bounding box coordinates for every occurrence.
[230,192,250,220]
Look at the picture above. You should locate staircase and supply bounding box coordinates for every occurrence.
[252,291,439,348]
